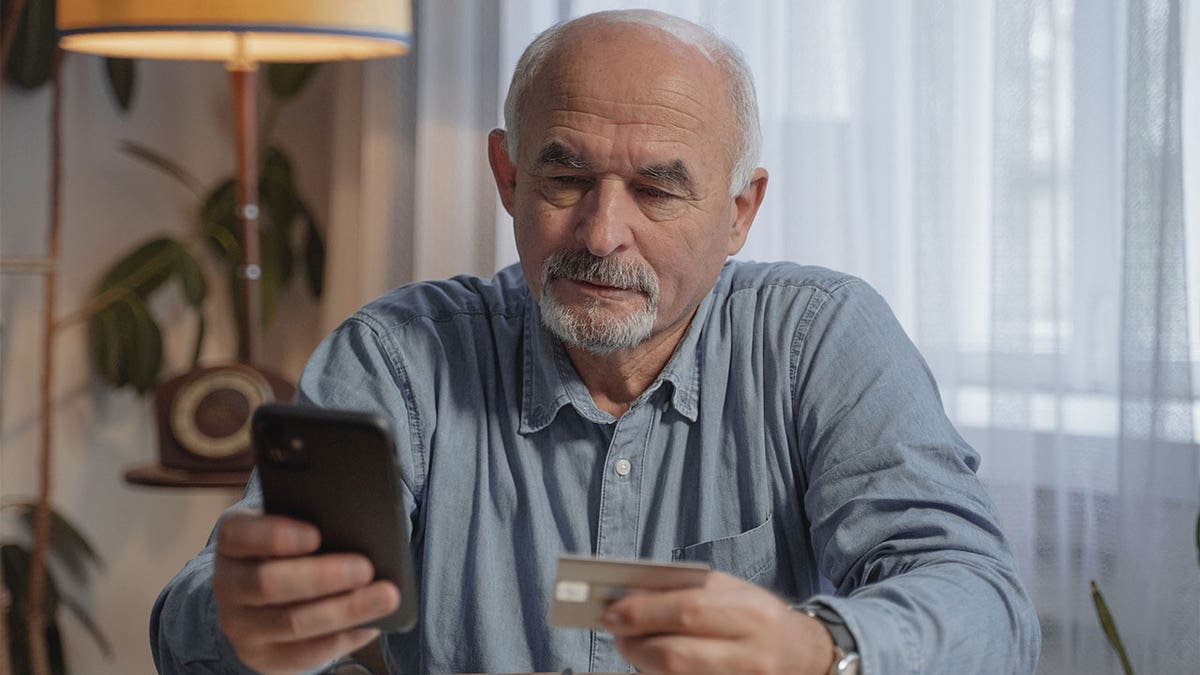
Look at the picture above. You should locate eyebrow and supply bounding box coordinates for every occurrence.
[639,160,695,195]
[534,142,592,170]
[534,142,697,195]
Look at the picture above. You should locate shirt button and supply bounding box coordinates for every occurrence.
[614,459,632,476]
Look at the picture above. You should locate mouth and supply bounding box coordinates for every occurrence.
[556,277,640,299]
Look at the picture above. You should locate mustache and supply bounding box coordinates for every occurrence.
[541,250,658,296]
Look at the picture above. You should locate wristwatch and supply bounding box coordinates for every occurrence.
[797,603,861,675]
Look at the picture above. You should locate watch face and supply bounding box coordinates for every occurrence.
[169,368,274,459]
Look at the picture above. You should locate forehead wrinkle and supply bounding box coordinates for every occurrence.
[553,92,708,130]
[541,108,709,147]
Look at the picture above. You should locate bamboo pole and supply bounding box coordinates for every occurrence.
[26,46,64,675]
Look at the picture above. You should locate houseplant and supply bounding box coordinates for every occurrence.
[1,1,326,671]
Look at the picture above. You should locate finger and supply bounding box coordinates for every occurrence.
[604,585,777,639]
[215,553,375,607]
[604,587,726,638]
[615,633,737,675]
[216,511,321,559]
[237,627,380,675]
[224,580,401,644]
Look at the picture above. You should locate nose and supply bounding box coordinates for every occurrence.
[575,179,635,258]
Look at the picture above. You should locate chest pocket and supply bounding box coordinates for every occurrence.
[671,514,778,586]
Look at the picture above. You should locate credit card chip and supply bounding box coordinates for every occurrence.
[555,580,591,603]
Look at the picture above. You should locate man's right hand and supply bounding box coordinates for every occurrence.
[212,510,401,674]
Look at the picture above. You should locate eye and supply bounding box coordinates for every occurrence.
[550,175,589,187]
[638,186,675,200]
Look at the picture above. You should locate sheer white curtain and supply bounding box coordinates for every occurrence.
[333,0,1200,671]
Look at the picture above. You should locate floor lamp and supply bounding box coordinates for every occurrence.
[54,2,411,488]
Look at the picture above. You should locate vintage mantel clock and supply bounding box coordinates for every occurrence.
[124,364,294,487]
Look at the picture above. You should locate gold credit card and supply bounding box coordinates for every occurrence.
[547,555,711,631]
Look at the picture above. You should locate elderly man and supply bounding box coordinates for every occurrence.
[152,9,1040,675]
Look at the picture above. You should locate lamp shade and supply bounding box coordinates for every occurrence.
[57,0,411,62]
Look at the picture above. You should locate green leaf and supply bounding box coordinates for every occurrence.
[172,245,207,308]
[260,146,295,187]
[2,0,55,90]
[260,147,300,248]
[258,223,286,325]
[1090,580,1135,675]
[95,237,178,298]
[2,543,32,611]
[104,57,135,111]
[120,141,204,197]
[300,201,325,297]
[9,504,103,584]
[266,62,320,100]
[199,179,238,262]
[191,312,206,368]
[47,620,66,675]
[110,299,138,387]
[59,594,112,658]
[88,305,123,387]
[5,604,31,675]
[201,216,240,263]
[87,238,182,392]
[1,543,59,620]
[125,299,163,394]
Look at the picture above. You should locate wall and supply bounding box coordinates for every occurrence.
[1,54,337,673]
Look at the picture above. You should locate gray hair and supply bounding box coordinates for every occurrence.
[502,9,762,197]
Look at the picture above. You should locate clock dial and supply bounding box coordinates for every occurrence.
[169,368,274,459]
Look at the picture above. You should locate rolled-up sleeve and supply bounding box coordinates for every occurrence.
[793,281,1040,674]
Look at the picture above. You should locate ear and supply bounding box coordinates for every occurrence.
[488,129,518,216]
[726,167,768,255]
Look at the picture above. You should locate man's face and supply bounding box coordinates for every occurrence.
[490,24,763,355]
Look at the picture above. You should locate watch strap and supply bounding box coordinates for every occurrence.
[795,602,861,675]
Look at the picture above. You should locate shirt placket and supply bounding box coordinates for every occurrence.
[588,402,651,673]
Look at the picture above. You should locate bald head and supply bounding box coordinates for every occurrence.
[502,10,761,197]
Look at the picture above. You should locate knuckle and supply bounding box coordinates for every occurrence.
[676,596,706,630]
[282,606,313,637]
[247,563,277,601]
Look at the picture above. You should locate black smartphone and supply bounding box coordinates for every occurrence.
[251,402,419,633]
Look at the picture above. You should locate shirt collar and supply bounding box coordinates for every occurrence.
[519,287,710,434]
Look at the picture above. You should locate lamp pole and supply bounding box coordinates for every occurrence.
[228,35,261,364]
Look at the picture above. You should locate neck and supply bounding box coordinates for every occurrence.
[564,308,696,417]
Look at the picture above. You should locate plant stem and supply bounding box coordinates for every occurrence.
[27,47,64,675]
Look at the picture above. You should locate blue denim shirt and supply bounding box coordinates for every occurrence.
[151,261,1040,674]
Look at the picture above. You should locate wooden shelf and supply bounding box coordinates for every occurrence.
[124,463,250,489]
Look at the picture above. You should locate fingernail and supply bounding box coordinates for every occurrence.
[603,608,625,628]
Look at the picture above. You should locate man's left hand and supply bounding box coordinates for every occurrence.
[603,571,835,675]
